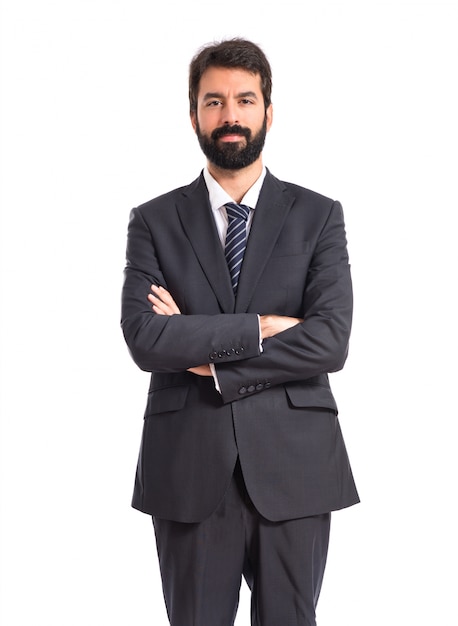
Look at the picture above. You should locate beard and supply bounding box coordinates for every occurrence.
[195,115,267,170]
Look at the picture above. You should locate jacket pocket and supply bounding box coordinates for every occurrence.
[284,381,338,413]
[271,240,310,257]
[144,385,189,417]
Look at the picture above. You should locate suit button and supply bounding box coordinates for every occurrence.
[256,383,264,391]
[265,382,271,388]
[209,351,218,360]
[218,352,224,358]
[247,385,255,393]
[239,387,247,395]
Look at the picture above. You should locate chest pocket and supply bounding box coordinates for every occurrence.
[271,240,311,257]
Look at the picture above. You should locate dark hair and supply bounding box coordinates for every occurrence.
[188,38,272,113]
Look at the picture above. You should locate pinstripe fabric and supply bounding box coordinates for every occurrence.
[224,202,251,294]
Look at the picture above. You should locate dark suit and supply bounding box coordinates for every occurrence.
[121,169,359,526]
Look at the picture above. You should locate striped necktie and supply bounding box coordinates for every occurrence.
[225,202,251,294]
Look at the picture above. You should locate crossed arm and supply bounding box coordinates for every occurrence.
[148,284,303,376]
[122,198,352,402]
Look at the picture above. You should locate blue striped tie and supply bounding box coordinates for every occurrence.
[225,202,251,294]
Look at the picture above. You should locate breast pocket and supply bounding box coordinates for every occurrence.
[271,240,311,258]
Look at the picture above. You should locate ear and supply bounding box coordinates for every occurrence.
[265,104,273,132]
[190,111,197,133]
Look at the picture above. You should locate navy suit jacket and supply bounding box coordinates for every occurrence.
[121,170,359,522]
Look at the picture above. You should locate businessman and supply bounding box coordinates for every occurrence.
[121,38,359,626]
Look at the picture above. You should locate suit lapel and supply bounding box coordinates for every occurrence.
[235,171,296,313]
[176,174,235,313]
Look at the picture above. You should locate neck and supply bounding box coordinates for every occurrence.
[207,158,264,204]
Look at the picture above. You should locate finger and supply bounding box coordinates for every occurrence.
[152,285,181,314]
[148,294,174,315]
[188,365,212,376]
[148,286,181,315]
[152,304,169,315]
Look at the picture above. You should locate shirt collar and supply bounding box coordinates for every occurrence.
[203,166,267,214]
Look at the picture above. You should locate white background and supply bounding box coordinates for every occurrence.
[1,0,457,624]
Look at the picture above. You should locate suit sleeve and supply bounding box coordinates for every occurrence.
[121,206,261,373]
[214,200,353,404]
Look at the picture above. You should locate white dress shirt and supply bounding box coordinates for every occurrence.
[203,166,267,244]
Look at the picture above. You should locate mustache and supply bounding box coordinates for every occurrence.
[211,125,251,141]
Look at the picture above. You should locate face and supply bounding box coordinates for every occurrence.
[191,67,273,170]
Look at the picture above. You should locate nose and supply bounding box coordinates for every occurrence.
[221,101,239,126]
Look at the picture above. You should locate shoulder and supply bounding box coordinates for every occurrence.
[264,169,339,213]
[134,172,205,216]
[266,170,335,205]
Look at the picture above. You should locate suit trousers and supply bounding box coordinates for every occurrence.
[153,460,331,626]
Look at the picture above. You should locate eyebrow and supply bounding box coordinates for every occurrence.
[202,91,259,101]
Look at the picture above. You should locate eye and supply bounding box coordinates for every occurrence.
[206,100,222,107]
[240,99,254,105]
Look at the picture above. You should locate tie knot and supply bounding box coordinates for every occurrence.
[225,202,250,222]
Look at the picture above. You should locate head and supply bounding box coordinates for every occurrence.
[189,39,273,170]
[189,38,272,115]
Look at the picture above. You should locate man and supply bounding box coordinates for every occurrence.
[121,38,359,626]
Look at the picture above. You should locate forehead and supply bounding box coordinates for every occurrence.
[197,66,262,97]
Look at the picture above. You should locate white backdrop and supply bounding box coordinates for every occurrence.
[1,1,457,624]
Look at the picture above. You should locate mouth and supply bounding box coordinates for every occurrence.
[218,134,245,143]
[212,125,250,143]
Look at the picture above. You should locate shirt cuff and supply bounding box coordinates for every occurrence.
[257,314,263,352]
[209,363,221,392]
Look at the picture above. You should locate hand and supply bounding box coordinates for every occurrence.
[260,315,303,340]
[188,365,212,377]
[148,285,181,315]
